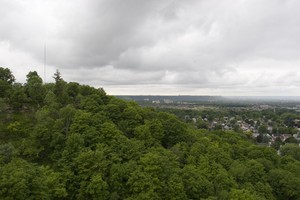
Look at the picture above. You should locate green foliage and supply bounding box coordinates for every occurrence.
[280,144,300,161]
[0,158,67,199]
[228,189,263,200]
[0,143,15,163]
[8,83,28,111]
[53,70,69,106]
[25,71,45,106]
[159,113,188,148]
[0,80,12,98]
[66,82,80,99]
[268,169,300,200]
[0,67,15,85]
[1,68,300,199]
[182,165,213,199]
[285,136,299,144]
[127,148,187,200]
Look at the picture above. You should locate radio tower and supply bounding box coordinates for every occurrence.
[44,43,47,83]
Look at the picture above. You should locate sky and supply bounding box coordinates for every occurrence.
[1,0,300,96]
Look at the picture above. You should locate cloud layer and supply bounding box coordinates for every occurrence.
[1,0,300,95]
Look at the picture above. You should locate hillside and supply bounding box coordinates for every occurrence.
[1,67,300,200]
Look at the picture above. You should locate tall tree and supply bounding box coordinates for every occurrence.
[0,67,15,85]
[25,71,45,106]
[53,70,68,105]
[8,83,28,111]
[0,67,15,98]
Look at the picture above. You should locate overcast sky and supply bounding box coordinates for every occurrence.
[1,0,300,95]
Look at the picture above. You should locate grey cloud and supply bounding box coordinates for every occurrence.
[49,0,177,67]
[1,0,300,95]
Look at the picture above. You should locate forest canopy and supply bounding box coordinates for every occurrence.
[0,67,300,200]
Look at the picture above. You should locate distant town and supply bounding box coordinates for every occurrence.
[117,95,300,149]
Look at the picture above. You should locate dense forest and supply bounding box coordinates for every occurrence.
[1,67,300,200]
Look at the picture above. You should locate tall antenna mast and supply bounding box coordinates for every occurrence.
[44,43,47,83]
